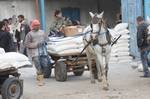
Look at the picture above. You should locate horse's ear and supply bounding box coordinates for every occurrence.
[97,11,104,18]
[89,12,95,18]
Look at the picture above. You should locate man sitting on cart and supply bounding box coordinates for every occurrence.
[49,10,72,37]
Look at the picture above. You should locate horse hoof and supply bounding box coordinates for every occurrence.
[98,79,102,82]
[91,80,96,84]
[103,86,109,91]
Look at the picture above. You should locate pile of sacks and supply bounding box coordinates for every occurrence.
[109,23,133,63]
[47,36,84,55]
[0,48,32,69]
[47,23,133,64]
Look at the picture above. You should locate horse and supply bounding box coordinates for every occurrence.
[83,11,112,90]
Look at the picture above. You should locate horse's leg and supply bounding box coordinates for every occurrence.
[95,55,102,82]
[87,51,95,83]
[105,45,111,80]
[102,55,109,90]
[94,46,109,90]
[105,54,110,80]
[102,46,111,89]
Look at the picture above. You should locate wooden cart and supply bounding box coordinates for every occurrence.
[0,67,23,99]
[49,52,96,82]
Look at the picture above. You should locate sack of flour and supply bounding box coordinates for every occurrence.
[114,23,128,31]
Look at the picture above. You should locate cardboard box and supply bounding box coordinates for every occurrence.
[63,26,84,36]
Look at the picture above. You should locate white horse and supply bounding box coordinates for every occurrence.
[83,11,112,90]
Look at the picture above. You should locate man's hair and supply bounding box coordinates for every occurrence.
[3,19,9,23]
[8,18,12,21]
[0,21,5,30]
[137,16,144,22]
[54,10,61,17]
[18,15,24,19]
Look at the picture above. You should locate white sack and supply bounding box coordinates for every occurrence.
[117,52,130,56]
[0,48,5,54]
[48,43,84,52]
[114,23,128,31]
[0,52,32,69]
[48,36,83,46]
[118,59,132,63]
[117,29,130,35]
[48,48,84,55]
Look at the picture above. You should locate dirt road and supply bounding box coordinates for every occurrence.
[17,63,150,99]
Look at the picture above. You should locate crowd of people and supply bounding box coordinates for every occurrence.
[0,10,81,86]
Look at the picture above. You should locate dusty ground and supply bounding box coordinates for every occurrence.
[3,63,150,99]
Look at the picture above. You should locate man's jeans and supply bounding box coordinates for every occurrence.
[140,50,150,74]
[32,57,43,75]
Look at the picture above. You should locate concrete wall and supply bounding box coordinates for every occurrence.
[0,0,36,23]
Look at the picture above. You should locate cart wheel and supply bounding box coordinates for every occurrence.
[55,61,67,82]
[1,77,23,99]
[43,66,52,78]
[73,66,84,76]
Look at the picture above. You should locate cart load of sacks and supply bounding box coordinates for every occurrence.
[108,23,133,63]
[47,23,133,63]
[47,36,85,55]
[0,48,32,69]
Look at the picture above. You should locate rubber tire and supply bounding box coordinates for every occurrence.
[73,66,84,76]
[43,66,52,78]
[55,61,67,82]
[1,77,23,99]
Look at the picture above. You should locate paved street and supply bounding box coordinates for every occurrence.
[11,63,150,99]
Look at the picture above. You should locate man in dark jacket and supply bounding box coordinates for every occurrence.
[137,16,150,77]
[16,15,30,55]
[0,21,14,52]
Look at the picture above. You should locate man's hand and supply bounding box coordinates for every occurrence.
[38,41,45,47]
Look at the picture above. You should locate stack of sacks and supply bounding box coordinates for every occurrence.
[109,23,133,63]
[0,51,32,69]
[47,36,85,55]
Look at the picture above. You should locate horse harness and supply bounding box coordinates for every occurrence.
[83,20,111,54]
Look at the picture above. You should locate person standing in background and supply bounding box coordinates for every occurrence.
[137,16,150,77]
[0,21,14,52]
[3,19,10,32]
[25,19,47,86]
[16,15,30,55]
[8,17,18,52]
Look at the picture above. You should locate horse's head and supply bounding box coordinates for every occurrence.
[89,11,107,39]
[89,11,104,24]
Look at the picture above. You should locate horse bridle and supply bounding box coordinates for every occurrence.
[90,18,103,35]
[90,19,109,46]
